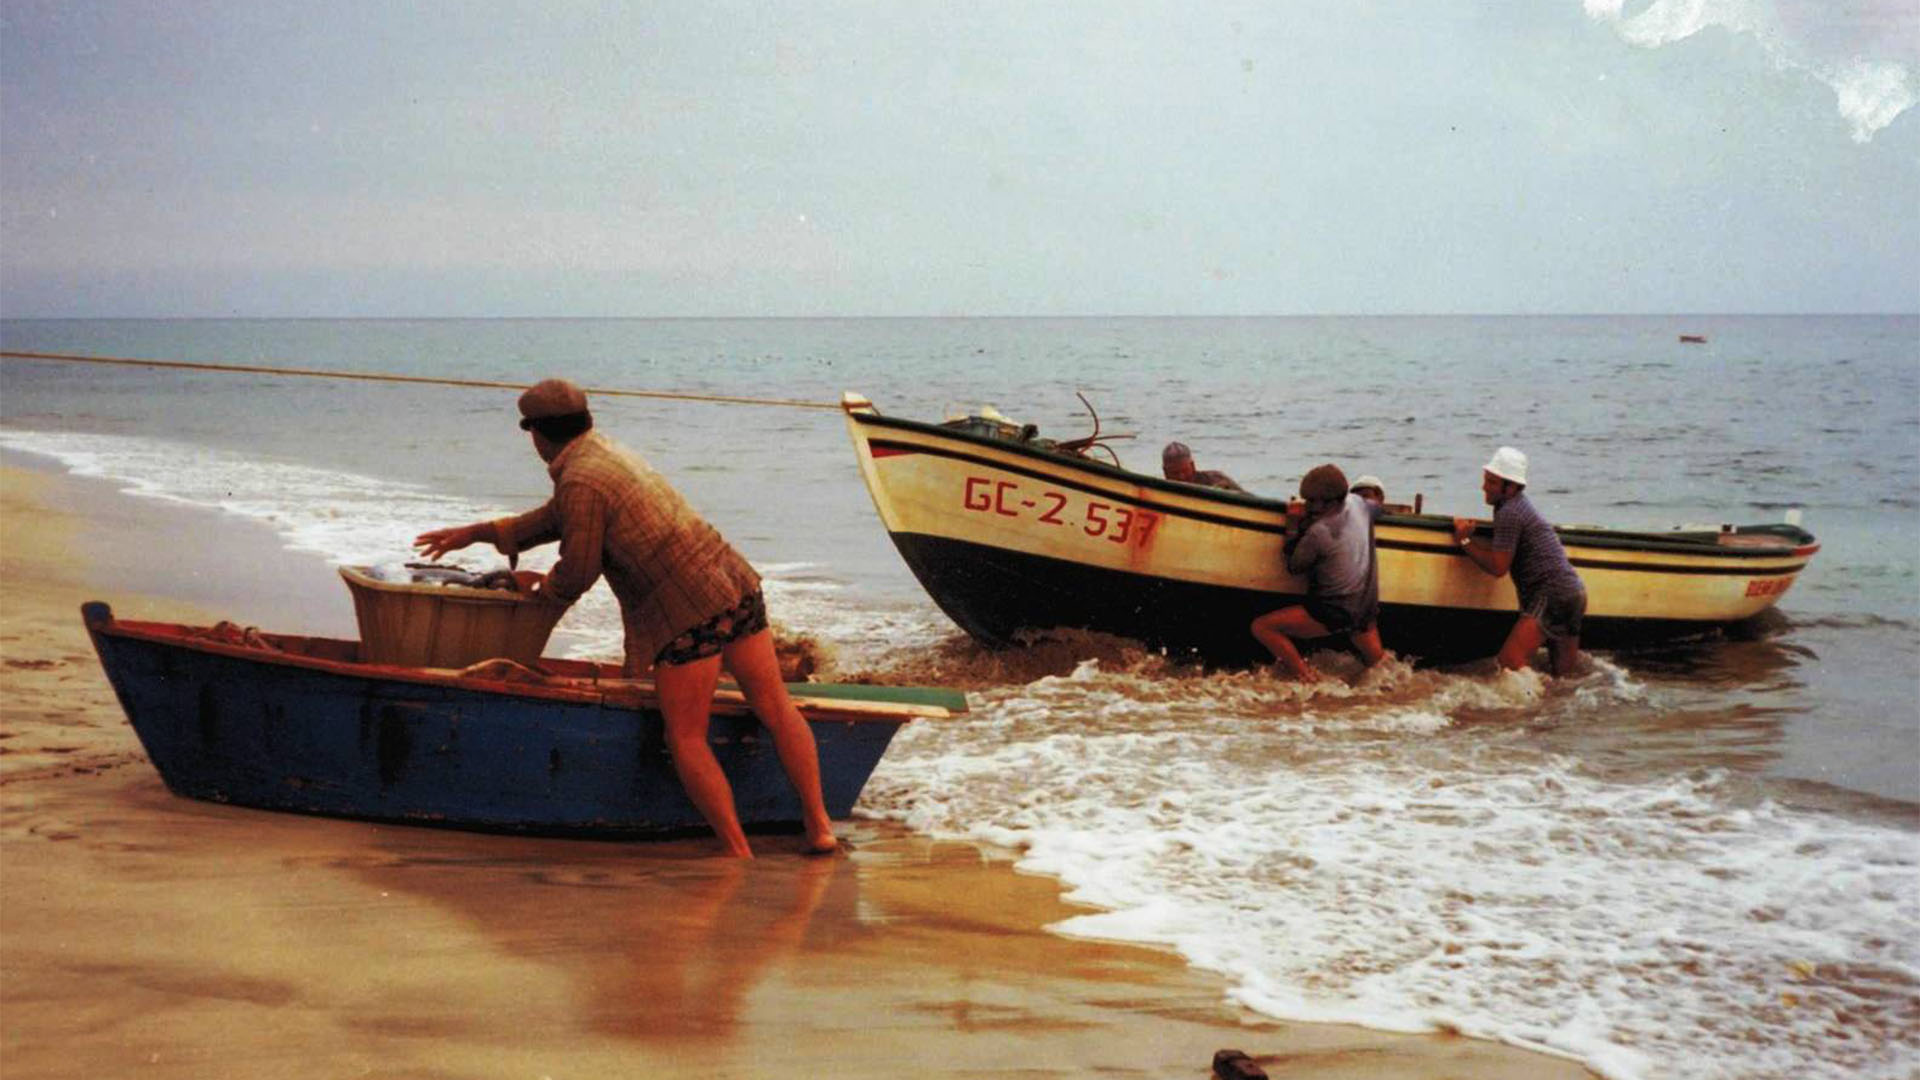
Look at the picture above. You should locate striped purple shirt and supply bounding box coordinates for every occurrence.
[1489,493,1585,609]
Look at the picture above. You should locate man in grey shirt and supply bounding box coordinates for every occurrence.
[1450,446,1587,675]
[1162,441,1246,492]
[1251,463,1388,680]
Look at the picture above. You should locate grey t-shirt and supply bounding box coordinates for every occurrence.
[1490,493,1585,608]
[1287,493,1382,607]
[1192,469,1245,493]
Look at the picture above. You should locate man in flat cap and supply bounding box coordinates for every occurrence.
[1161,441,1244,492]
[415,378,837,857]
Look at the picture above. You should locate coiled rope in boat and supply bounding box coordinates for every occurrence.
[0,350,840,411]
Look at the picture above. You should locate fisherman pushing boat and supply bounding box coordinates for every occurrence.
[1250,463,1389,681]
[1451,447,1588,676]
[415,378,838,858]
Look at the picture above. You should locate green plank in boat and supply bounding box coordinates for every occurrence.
[782,681,969,713]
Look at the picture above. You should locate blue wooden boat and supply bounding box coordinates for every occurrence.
[82,602,964,839]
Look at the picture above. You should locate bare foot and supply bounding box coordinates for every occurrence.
[803,827,840,856]
[1271,662,1334,684]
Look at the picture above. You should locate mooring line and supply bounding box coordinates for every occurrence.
[0,350,841,411]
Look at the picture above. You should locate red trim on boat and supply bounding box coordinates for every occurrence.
[87,618,910,723]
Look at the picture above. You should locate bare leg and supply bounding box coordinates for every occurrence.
[1349,625,1386,667]
[722,629,838,853]
[1548,635,1583,677]
[1496,616,1547,672]
[655,655,753,858]
[1251,607,1334,681]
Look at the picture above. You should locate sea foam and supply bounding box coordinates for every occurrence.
[862,657,1920,1080]
[0,429,855,666]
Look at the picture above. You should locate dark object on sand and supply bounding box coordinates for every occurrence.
[82,602,964,839]
[1213,1049,1269,1080]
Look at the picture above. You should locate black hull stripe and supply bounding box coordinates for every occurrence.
[886,531,1763,664]
[1378,539,1807,576]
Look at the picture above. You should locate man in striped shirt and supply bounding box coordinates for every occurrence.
[1450,446,1587,676]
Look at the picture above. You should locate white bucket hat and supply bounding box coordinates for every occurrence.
[1350,474,1385,494]
[1483,446,1528,485]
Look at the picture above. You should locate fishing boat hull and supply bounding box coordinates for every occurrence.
[843,395,1820,664]
[83,602,962,838]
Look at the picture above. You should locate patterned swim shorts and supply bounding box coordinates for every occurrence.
[652,588,770,667]
[1522,588,1587,642]
[1304,593,1376,636]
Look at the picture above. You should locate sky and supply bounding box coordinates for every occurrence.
[2,0,1916,317]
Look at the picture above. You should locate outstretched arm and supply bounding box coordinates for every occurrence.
[1450,517,1513,578]
[415,502,564,568]
[414,521,498,562]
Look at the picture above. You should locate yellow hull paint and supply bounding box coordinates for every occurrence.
[844,394,1816,633]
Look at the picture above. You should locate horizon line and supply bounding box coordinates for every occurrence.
[3,311,1916,322]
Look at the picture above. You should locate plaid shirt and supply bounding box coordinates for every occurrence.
[492,431,760,668]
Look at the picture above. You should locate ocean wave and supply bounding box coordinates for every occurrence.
[0,429,515,571]
[1584,0,1916,141]
[863,686,1920,1080]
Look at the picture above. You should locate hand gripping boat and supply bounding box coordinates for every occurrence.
[83,602,964,838]
[842,393,1819,664]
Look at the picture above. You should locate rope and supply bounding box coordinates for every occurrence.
[0,350,841,411]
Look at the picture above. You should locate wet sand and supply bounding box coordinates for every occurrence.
[0,462,1595,1079]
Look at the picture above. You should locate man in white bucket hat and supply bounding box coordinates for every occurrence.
[1450,446,1587,675]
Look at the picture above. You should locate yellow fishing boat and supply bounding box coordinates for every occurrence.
[842,393,1819,664]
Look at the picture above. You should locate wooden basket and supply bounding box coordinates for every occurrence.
[339,566,563,668]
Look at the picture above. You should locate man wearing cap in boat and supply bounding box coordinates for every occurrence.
[1251,463,1387,680]
[1162,441,1245,492]
[414,378,838,858]
[1451,447,1587,676]
[1350,475,1386,507]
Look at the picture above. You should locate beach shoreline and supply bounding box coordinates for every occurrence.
[1,460,1596,1079]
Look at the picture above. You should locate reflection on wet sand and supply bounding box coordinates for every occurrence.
[4,764,1600,1079]
[325,829,841,1043]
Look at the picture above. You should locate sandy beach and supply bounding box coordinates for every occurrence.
[0,461,1595,1079]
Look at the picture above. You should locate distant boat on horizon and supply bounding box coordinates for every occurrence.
[1679,334,1708,344]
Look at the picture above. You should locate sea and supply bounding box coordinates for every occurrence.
[2,316,1916,1080]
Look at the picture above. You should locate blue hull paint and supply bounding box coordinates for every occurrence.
[83,603,906,839]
